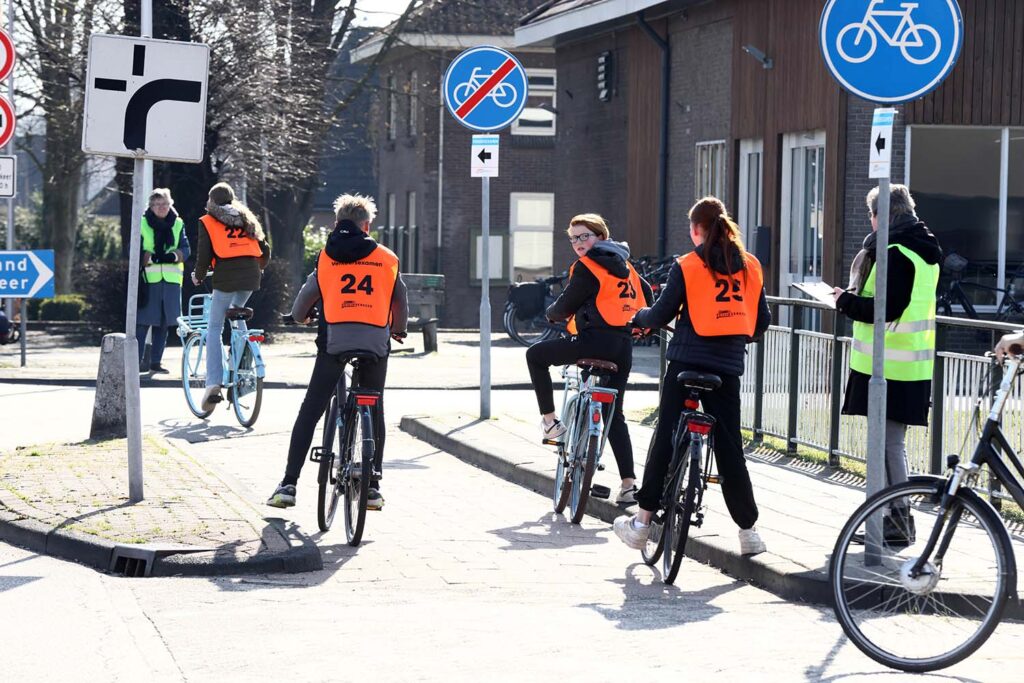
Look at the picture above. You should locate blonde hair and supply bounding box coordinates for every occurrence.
[567,213,610,240]
[149,187,173,205]
[334,193,378,225]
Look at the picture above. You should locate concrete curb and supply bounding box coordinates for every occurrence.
[400,416,833,606]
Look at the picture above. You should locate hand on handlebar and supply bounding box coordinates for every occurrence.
[994,331,1024,362]
[391,331,408,343]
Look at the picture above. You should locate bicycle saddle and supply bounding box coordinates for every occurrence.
[676,371,722,392]
[577,358,618,375]
[226,307,254,321]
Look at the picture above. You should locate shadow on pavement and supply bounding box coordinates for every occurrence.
[487,514,609,551]
[157,418,252,443]
[0,576,42,592]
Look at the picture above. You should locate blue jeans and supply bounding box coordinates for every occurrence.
[136,325,170,365]
[206,289,252,388]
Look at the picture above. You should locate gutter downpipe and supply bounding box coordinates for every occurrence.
[637,12,669,258]
[436,53,446,273]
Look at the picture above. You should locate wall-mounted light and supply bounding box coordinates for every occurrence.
[742,44,773,70]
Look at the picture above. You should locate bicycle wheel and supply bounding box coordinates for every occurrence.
[552,395,577,514]
[181,332,213,419]
[831,479,1014,672]
[343,405,373,546]
[231,342,263,427]
[317,393,342,532]
[664,438,702,585]
[506,305,551,346]
[569,413,599,524]
[641,437,665,566]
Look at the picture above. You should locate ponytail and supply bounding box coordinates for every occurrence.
[689,196,747,276]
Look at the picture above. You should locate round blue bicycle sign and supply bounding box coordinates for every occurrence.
[820,0,963,103]
[443,46,528,132]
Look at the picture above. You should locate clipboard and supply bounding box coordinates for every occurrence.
[792,281,837,309]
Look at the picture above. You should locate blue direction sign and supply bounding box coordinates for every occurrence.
[443,46,528,132]
[820,0,963,103]
[0,250,55,298]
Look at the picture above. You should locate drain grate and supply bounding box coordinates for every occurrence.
[110,546,158,577]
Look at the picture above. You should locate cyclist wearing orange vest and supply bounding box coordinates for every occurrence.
[268,194,408,511]
[527,213,653,504]
[192,182,271,412]
[614,197,771,557]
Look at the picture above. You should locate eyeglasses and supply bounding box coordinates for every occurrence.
[568,233,596,245]
[151,202,171,209]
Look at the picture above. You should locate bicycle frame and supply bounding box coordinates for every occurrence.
[858,1,921,47]
[559,365,618,458]
[662,396,717,508]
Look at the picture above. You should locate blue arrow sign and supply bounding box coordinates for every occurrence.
[443,46,528,132]
[0,250,55,298]
[820,0,963,104]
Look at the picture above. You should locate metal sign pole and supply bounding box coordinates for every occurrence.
[480,175,491,419]
[865,179,890,562]
[6,0,18,366]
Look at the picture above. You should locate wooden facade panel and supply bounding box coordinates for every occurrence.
[626,25,663,257]
[1013,0,1024,125]
[730,0,769,140]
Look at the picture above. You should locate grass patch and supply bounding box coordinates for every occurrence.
[626,406,659,426]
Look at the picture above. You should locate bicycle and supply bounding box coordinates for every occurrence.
[836,0,942,65]
[637,371,721,585]
[830,353,1024,672]
[176,293,266,427]
[549,358,617,524]
[451,67,518,108]
[309,352,384,545]
[937,253,1024,324]
[503,272,567,346]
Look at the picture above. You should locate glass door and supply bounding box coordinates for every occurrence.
[780,130,826,326]
[738,138,764,249]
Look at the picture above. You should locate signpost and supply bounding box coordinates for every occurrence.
[0,18,17,367]
[443,46,527,420]
[820,0,963,554]
[82,26,210,502]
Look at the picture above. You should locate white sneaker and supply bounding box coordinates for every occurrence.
[738,527,766,556]
[540,418,566,441]
[201,385,223,412]
[613,514,650,550]
[615,485,638,505]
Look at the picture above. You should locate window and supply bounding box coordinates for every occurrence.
[386,75,397,141]
[738,139,764,247]
[512,69,556,137]
[405,191,418,272]
[780,130,826,327]
[473,235,504,281]
[908,126,1024,303]
[407,71,418,137]
[509,193,555,282]
[695,141,727,200]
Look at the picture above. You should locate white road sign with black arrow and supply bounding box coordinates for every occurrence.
[869,108,896,179]
[82,34,210,163]
[471,134,499,178]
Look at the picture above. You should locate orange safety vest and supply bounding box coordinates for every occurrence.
[566,256,644,335]
[678,250,763,337]
[317,245,399,327]
[200,214,262,261]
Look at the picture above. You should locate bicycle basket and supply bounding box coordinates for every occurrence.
[508,282,546,320]
[942,252,969,274]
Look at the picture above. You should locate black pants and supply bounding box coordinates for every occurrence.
[283,351,388,487]
[637,360,758,529]
[526,330,636,481]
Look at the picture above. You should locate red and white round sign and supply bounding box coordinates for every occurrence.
[0,96,16,148]
[0,29,14,82]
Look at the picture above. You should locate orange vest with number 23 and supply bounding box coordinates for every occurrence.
[678,251,763,337]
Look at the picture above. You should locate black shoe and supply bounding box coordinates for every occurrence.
[150,363,169,374]
[852,511,916,548]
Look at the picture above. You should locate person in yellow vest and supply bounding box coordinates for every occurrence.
[192,182,271,411]
[527,213,653,505]
[613,197,771,556]
[137,188,190,373]
[267,194,408,511]
[832,184,942,547]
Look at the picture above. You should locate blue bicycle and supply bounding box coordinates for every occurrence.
[176,293,266,427]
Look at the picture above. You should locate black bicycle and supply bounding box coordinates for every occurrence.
[310,352,384,545]
[937,253,1024,323]
[639,371,721,585]
[504,272,567,346]
[831,353,1024,672]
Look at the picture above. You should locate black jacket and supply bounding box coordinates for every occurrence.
[837,216,943,425]
[546,241,653,335]
[633,243,771,377]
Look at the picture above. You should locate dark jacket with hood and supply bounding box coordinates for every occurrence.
[837,214,943,425]
[546,240,654,334]
[291,221,409,358]
[633,243,771,377]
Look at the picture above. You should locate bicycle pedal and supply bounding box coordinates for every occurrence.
[542,438,562,447]
[597,463,605,471]
[706,474,720,485]
[309,447,324,463]
[590,484,611,499]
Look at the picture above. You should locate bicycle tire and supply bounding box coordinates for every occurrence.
[569,410,598,524]
[231,343,263,427]
[505,304,555,347]
[830,479,1014,673]
[317,394,342,532]
[344,406,373,546]
[181,332,213,419]
[641,433,665,565]
[664,438,702,585]
[553,396,577,514]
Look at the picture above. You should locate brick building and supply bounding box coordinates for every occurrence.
[354,0,556,328]
[518,0,1024,320]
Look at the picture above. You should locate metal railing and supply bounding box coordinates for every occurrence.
[741,297,1023,497]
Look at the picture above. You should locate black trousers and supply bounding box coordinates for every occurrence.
[283,351,388,487]
[637,360,758,529]
[526,329,636,481]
